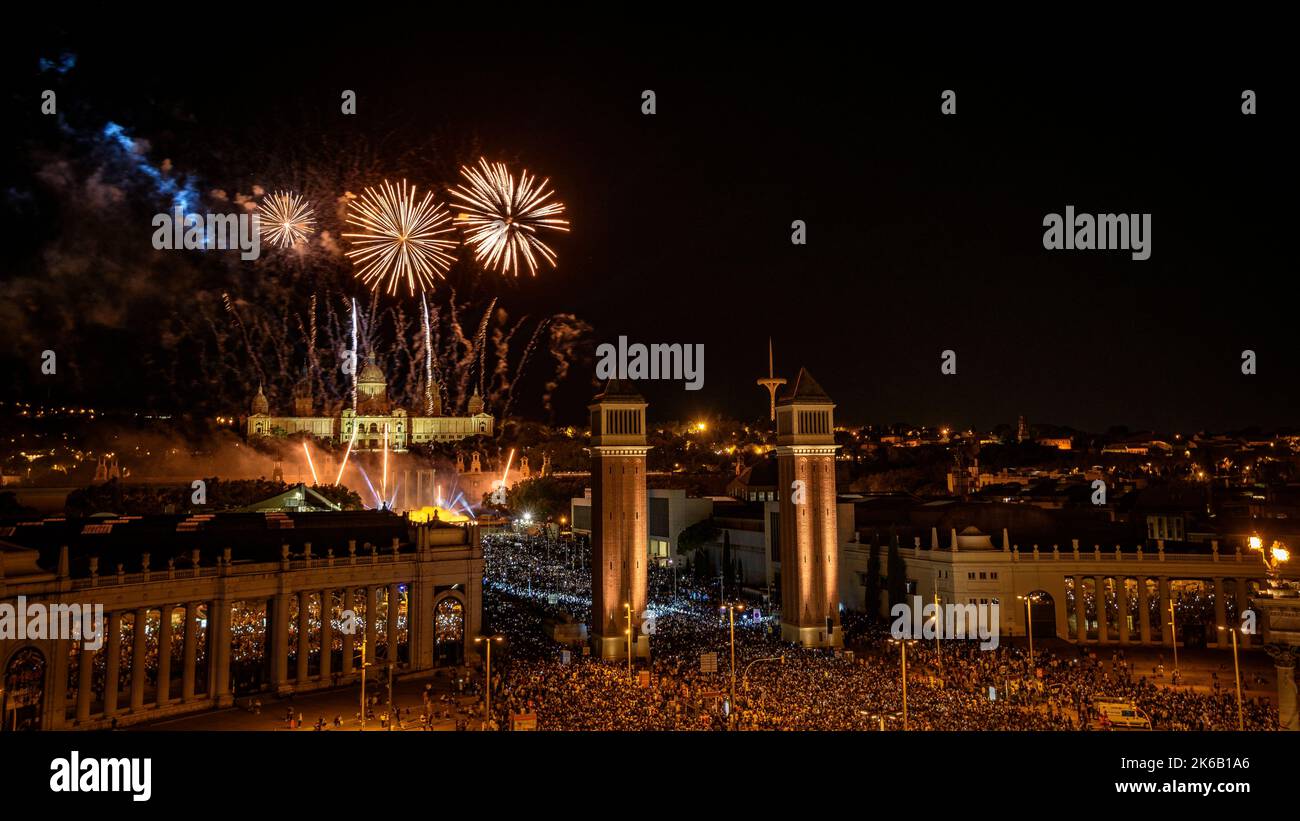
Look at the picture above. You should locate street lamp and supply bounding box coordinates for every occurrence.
[1018,592,1042,669]
[741,654,784,690]
[1216,625,1245,731]
[624,602,633,680]
[359,633,370,730]
[473,633,504,728]
[1168,597,1180,681]
[932,584,943,680]
[720,602,745,710]
[888,637,914,730]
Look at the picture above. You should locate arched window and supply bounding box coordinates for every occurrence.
[435,597,465,665]
[2,648,46,732]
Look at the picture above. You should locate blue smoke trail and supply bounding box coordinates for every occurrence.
[39,53,76,74]
[101,121,200,211]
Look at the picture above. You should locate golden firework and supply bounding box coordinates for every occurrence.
[449,158,569,277]
[258,190,316,248]
[344,179,459,296]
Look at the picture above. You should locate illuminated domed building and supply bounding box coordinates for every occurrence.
[246,357,493,451]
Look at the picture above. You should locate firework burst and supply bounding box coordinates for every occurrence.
[258,190,317,248]
[344,179,458,296]
[449,158,569,277]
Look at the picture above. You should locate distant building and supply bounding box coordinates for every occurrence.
[246,357,493,451]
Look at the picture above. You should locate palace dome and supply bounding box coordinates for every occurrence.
[251,384,269,416]
[358,358,386,385]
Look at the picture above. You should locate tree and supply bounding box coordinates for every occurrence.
[504,477,582,520]
[886,530,908,609]
[678,519,720,583]
[865,532,882,620]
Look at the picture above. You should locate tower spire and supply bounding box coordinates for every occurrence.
[756,337,787,422]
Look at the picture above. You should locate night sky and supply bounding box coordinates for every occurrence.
[4,34,1294,432]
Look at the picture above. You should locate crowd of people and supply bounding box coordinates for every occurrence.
[472,532,1280,732]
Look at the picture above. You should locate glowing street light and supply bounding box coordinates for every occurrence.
[1216,625,1245,731]
[473,633,505,727]
[1249,535,1291,589]
[887,637,915,730]
[1018,592,1043,668]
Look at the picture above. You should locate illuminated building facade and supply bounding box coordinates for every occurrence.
[775,368,842,647]
[0,511,481,730]
[246,358,493,451]
[588,380,651,659]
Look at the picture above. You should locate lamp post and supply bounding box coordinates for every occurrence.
[742,655,784,690]
[1217,625,1244,731]
[933,587,943,680]
[1019,592,1041,668]
[889,638,912,730]
[624,602,633,680]
[359,633,369,730]
[719,602,745,710]
[474,634,504,729]
[1168,597,1179,680]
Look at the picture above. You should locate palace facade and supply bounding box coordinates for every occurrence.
[247,358,494,451]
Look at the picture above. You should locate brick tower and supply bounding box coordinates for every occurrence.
[775,368,842,647]
[589,379,651,659]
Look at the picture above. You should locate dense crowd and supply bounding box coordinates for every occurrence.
[478,532,1279,732]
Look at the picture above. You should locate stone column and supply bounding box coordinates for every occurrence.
[181,602,199,701]
[1158,577,1173,647]
[411,577,436,671]
[1265,646,1298,731]
[1213,578,1228,647]
[386,583,400,663]
[103,611,121,715]
[297,591,311,683]
[1117,578,1131,645]
[1095,576,1109,644]
[157,605,173,704]
[270,594,290,690]
[365,586,378,662]
[130,608,147,712]
[76,640,95,723]
[341,587,355,676]
[1073,576,1087,643]
[212,600,232,705]
[1050,584,1071,641]
[1138,579,1152,644]
[320,590,333,681]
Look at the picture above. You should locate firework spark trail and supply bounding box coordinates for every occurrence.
[449,157,569,277]
[258,190,317,248]
[350,297,358,411]
[223,293,265,387]
[502,318,549,420]
[473,297,497,398]
[343,179,458,296]
[308,293,319,397]
[447,295,475,413]
[195,285,585,421]
[421,293,434,413]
